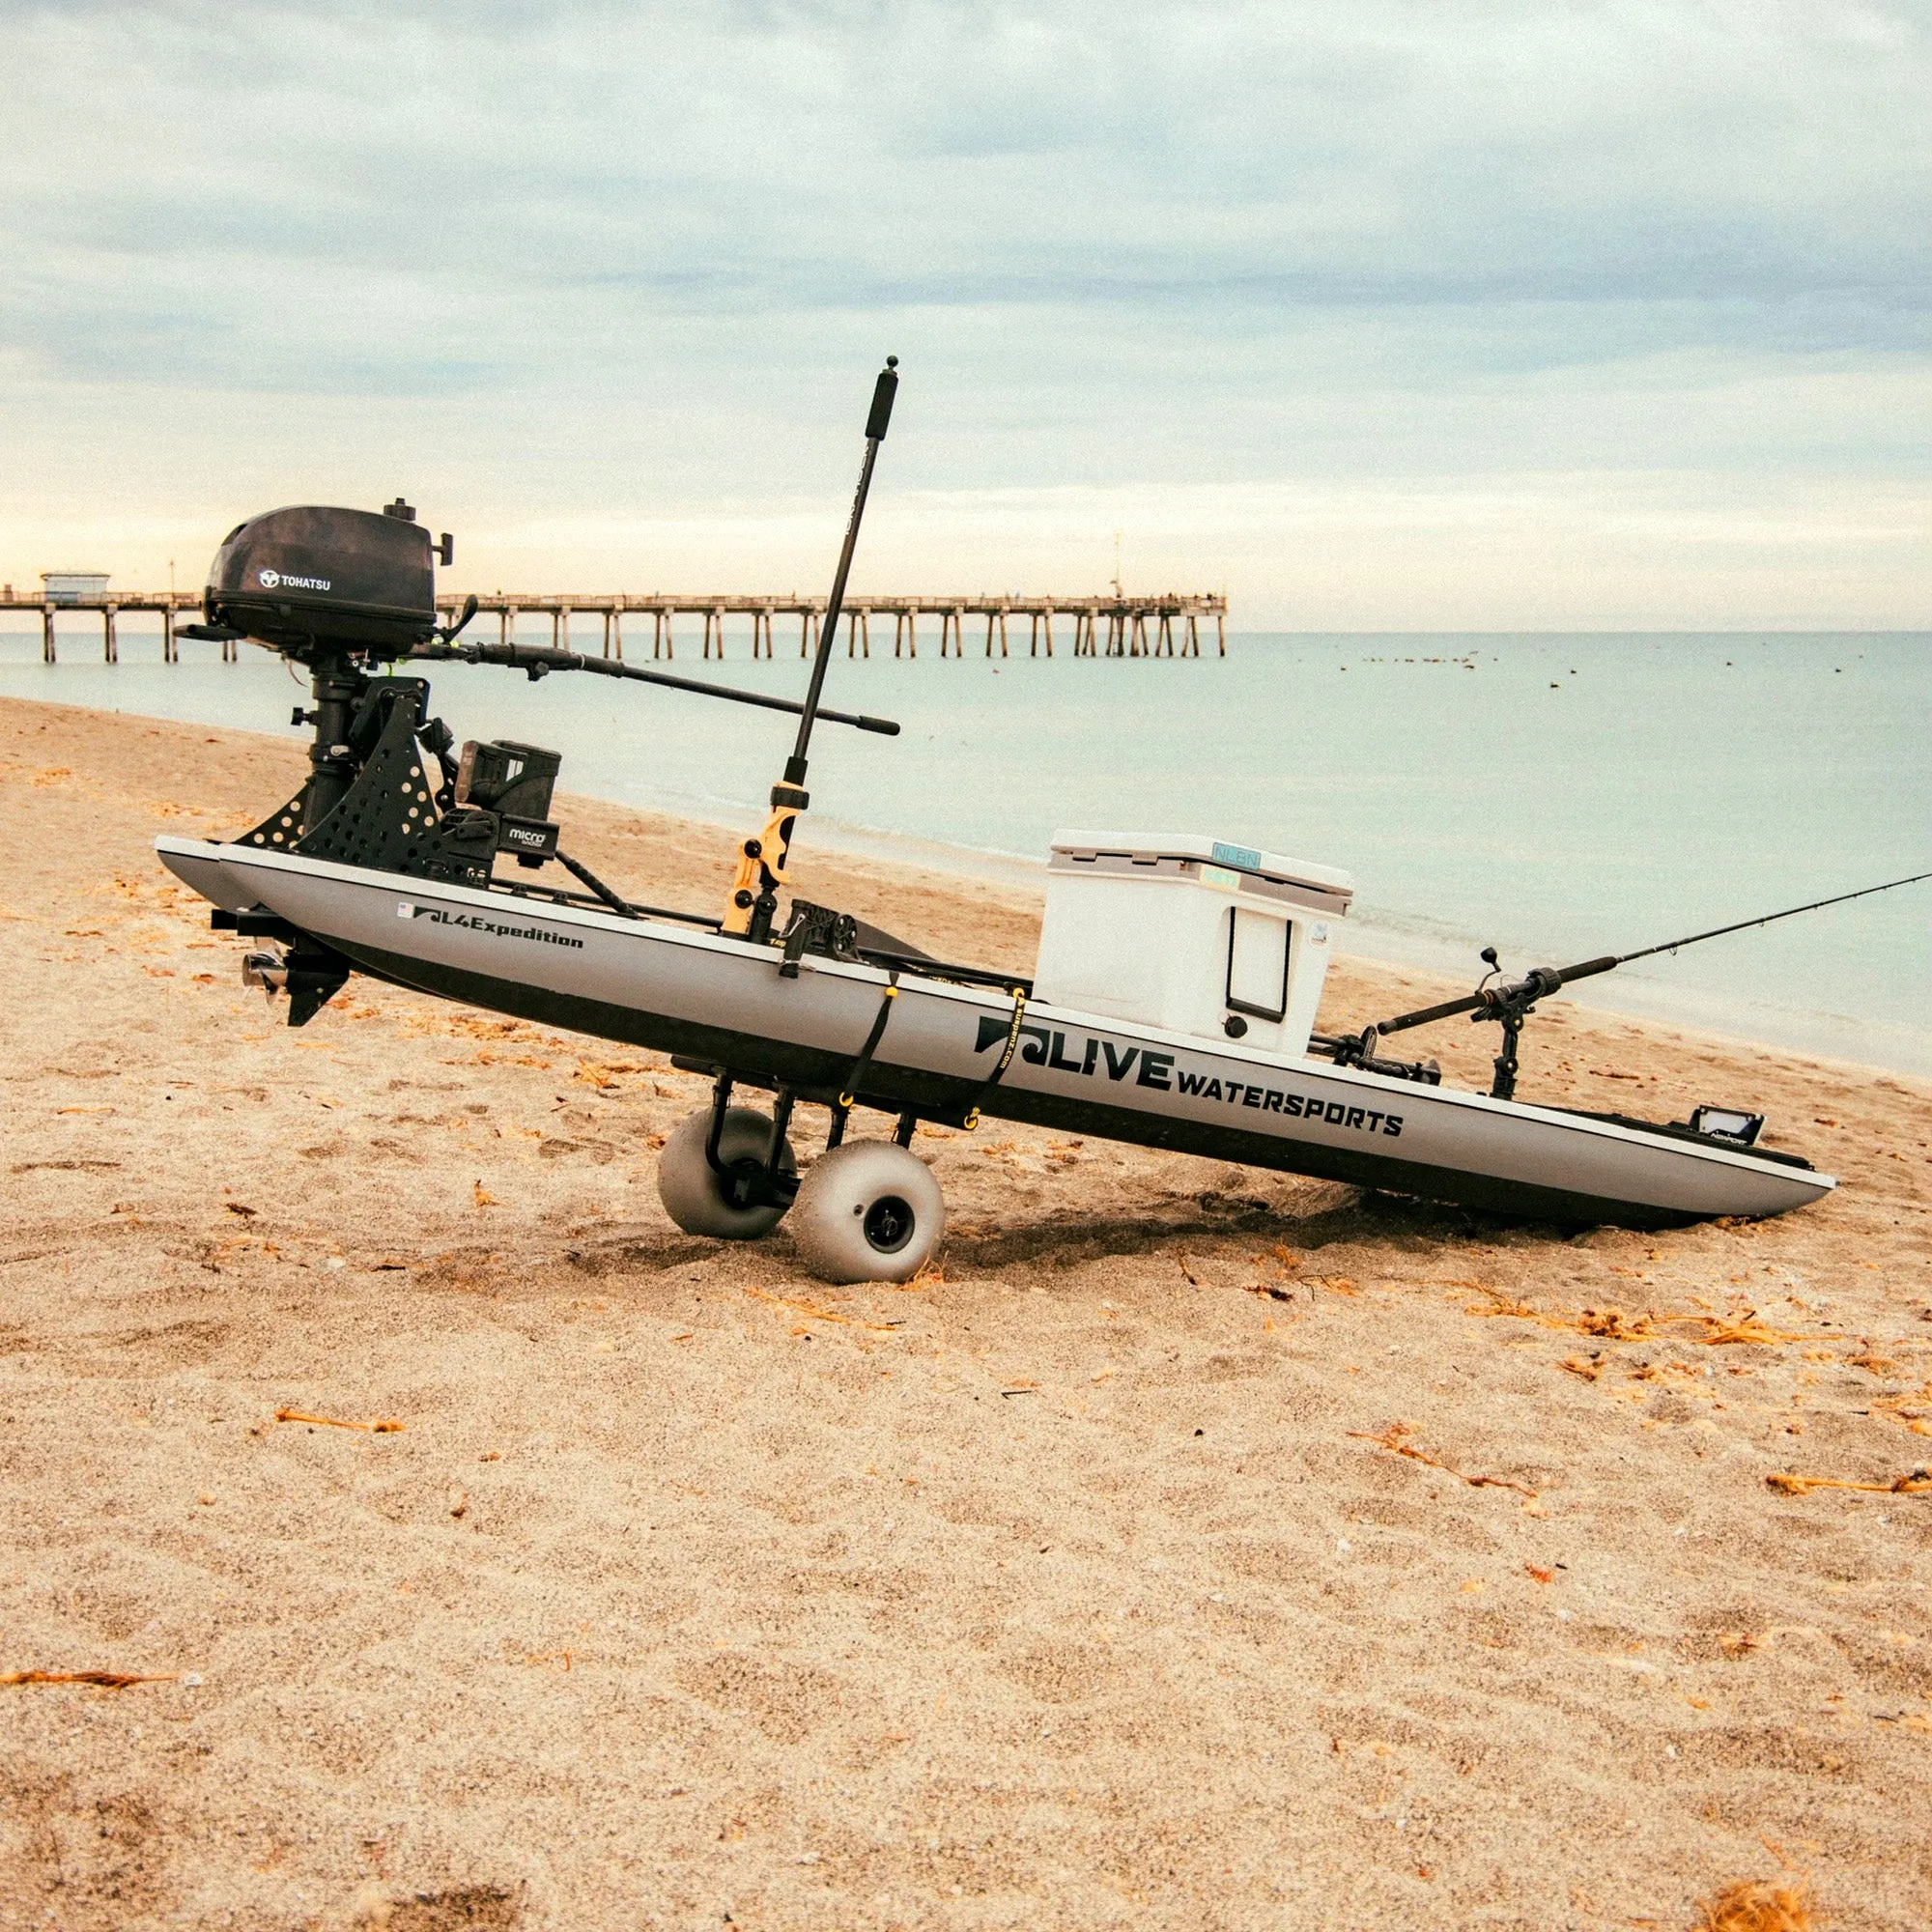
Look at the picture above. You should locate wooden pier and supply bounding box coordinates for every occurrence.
[0,590,229,664]
[2,588,1228,663]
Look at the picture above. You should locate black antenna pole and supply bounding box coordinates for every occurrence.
[722,356,900,941]
[785,355,898,789]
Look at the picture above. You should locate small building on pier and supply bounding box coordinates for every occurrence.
[41,572,110,606]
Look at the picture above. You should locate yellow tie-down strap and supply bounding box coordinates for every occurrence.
[837,974,900,1109]
[961,985,1029,1130]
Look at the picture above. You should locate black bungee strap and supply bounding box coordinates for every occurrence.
[837,970,901,1109]
[960,984,1029,1130]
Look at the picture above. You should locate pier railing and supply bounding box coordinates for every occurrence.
[0,589,1228,663]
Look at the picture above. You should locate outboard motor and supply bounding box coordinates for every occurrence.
[203,498,447,663]
[188,497,459,835]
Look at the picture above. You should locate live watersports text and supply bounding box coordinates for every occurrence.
[972,1018,1403,1137]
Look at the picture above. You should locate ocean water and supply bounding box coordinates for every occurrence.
[5,626,1928,1074]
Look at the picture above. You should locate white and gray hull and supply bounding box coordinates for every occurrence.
[156,837,1834,1229]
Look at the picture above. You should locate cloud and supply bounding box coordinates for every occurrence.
[0,0,1926,620]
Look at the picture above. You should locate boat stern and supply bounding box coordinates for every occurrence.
[156,836,259,913]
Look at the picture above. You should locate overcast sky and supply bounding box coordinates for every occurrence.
[2,0,1926,625]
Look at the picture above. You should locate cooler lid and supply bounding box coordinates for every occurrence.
[1050,830,1354,901]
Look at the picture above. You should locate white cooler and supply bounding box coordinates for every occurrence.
[1032,832,1354,1057]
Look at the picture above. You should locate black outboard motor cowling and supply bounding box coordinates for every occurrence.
[205,503,438,660]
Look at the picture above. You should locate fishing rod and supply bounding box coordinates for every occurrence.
[1327,868,1932,1102]
[402,636,900,737]
[722,355,900,943]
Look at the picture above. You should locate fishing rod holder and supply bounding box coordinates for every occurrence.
[1309,1028,1442,1086]
[1465,965,1564,1102]
[1360,958,1572,1102]
[778,900,862,978]
[1319,980,1545,1101]
[1479,1002,1530,1103]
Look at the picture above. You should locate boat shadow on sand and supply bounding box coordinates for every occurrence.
[938,1185,1573,1277]
[554,1185,1574,1289]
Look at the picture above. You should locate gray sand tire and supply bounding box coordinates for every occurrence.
[789,1141,945,1285]
[656,1106,796,1240]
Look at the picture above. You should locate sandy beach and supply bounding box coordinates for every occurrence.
[2,693,1929,1931]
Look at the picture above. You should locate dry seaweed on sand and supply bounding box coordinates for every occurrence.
[1347,1422,1539,1498]
[1578,1305,1654,1337]
[1692,1875,1817,1931]
[1463,1285,1544,1321]
[273,1407,406,1433]
[1869,1389,1932,1435]
[744,1286,900,1332]
[1766,1467,1932,1497]
[1463,1286,1655,1335]
[1676,1311,1833,1347]
[3,1669,180,1689]
[1462,1287,1833,1350]
[1241,1247,1299,1301]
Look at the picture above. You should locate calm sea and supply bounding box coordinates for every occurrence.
[5,626,1928,1075]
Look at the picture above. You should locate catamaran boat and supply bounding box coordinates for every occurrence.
[156,364,1844,1283]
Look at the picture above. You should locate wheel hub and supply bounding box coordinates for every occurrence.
[863,1194,915,1253]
